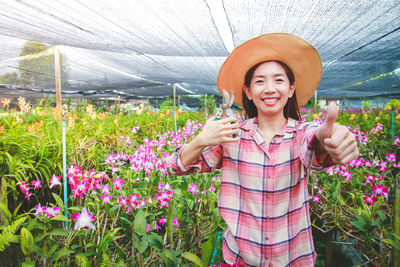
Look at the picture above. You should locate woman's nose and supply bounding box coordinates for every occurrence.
[263,81,276,93]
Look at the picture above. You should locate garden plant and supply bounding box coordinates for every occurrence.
[0,97,399,266]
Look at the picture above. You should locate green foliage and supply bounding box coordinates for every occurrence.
[0,100,398,265]
[160,98,174,112]
[0,216,27,251]
[0,72,18,84]
[199,94,216,114]
[361,100,371,110]
[385,99,400,110]
[181,251,203,266]
[75,254,90,267]
[18,41,69,87]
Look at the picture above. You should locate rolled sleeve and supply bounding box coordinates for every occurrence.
[168,144,223,175]
[299,123,335,170]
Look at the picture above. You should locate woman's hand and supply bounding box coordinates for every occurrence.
[195,116,241,147]
[316,102,359,165]
[179,116,240,167]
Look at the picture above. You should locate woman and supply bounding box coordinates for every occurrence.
[168,33,358,266]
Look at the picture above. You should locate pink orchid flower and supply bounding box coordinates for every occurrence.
[73,208,96,231]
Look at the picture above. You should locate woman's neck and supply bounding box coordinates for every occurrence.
[257,113,287,136]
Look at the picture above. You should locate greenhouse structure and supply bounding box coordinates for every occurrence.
[0,0,399,266]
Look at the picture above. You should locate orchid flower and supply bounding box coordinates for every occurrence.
[73,208,96,231]
[49,174,62,189]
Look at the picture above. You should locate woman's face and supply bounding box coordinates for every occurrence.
[244,61,295,118]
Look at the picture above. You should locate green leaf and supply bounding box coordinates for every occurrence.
[20,227,34,256]
[135,238,148,254]
[187,199,195,210]
[51,249,75,260]
[119,216,132,226]
[47,229,69,237]
[50,214,70,222]
[134,209,146,235]
[163,249,177,263]
[52,193,64,209]
[182,252,203,267]
[201,235,215,266]
[22,262,35,267]
[67,206,82,212]
[75,254,90,267]
[0,203,11,224]
[371,220,381,227]
[98,232,112,254]
[350,221,365,232]
[382,238,400,249]
[29,245,47,258]
[47,243,59,257]
[378,210,387,222]
[145,233,163,251]
[109,205,119,213]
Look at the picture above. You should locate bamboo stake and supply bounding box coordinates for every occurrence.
[54,46,68,230]
[54,46,62,115]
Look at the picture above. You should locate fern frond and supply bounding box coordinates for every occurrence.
[100,251,112,267]
[0,216,27,251]
[75,254,90,267]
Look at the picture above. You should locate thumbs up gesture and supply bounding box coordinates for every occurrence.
[316,102,359,165]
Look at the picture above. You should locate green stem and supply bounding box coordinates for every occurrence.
[54,230,81,266]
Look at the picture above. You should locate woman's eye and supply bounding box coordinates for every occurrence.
[255,80,263,84]
[276,79,284,82]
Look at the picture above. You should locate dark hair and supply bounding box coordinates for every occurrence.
[242,60,300,120]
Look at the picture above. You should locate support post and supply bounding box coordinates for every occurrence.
[394,172,400,266]
[54,46,68,230]
[54,46,62,116]
[62,115,68,230]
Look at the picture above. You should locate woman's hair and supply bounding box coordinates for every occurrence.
[242,60,300,120]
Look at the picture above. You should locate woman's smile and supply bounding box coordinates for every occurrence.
[262,97,280,106]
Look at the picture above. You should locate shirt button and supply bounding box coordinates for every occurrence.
[266,195,270,199]
[265,236,269,240]
[265,256,269,260]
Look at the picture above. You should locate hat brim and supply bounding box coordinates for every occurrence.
[217,33,322,108]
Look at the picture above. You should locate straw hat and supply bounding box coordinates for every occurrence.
[217,33,322,108]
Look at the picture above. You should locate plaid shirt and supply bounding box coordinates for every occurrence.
[168,118,334,266]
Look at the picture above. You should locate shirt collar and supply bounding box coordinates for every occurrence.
[240,117,298,136]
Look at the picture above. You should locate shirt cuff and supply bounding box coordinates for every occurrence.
[309,130,336,169]
[174,144,202,174]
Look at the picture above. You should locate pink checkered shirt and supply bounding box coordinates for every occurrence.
[168,117,334,266]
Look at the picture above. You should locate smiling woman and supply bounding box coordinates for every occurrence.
[168,33,359,266]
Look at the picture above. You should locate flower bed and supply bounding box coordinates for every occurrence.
[0,99,399,266]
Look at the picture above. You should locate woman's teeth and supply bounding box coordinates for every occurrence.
[263,98,278,103]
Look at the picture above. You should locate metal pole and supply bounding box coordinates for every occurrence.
[62,119,68,230]
[394,173,400,266]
